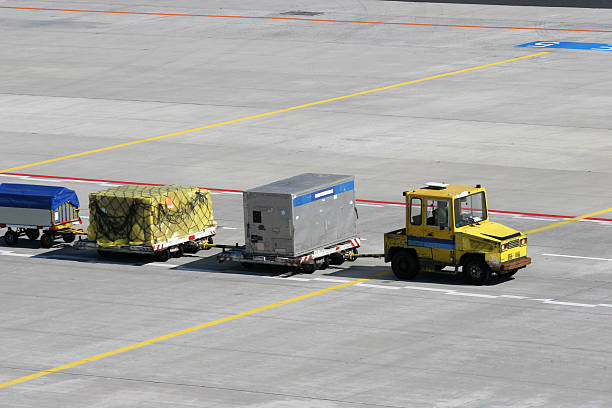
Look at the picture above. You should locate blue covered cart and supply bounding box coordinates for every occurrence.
[0,183,83,248]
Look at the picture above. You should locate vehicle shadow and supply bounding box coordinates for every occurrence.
[19,244,515,286]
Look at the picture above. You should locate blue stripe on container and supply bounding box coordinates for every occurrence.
[293,180,354,207]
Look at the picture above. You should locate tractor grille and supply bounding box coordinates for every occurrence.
[508,239,519,249]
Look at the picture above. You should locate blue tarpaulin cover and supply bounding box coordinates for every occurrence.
[0,183,80,210]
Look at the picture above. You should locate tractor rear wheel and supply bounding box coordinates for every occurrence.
[391,251,419,280]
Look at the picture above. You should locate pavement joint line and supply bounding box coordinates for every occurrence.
[0,271,389,389]
[3,172,612,223]
[0,52,547,175]
[2,6,612,33]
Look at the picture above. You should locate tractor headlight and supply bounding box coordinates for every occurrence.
[501,243,508,251]
[520,238,527,246]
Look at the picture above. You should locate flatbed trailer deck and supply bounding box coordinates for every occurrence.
[217,237,361,273]
[74,226,217,262]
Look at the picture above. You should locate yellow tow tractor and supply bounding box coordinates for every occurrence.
[383,182,531,285]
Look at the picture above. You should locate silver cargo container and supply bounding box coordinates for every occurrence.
[244,173,357,257]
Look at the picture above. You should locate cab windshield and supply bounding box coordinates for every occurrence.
[454,192,487,227]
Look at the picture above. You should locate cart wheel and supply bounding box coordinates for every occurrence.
[154,249,170,262]
[301,263,316,274]
[315,257,330,270]
[240,262,254,269]
[329,252,345,266]
[171,245,184,258]
[4,230,18,246]
[26,229,40,241]
[62,233,75,243]
[40,233,54,249]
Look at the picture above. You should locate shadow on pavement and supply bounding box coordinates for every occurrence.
[8,243,516,287]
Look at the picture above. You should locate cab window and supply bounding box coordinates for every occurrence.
[410,198,422,225]
[426,199,449,228]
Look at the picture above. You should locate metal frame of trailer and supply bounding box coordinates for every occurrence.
[217,237,361,273]
[1,221,83,248]
[74,226,217,262]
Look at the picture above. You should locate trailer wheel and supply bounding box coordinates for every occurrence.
[26,229,40,241]
[315,257,330,270]
[4,230,18,246]
[171,245,184,258]
[62,233,75,243]
[154,249,170,262]
[40,233,53,249]
[463,258,491,286]
[329,252,345,266]
[391,251,419,280]
[301,263,316,274]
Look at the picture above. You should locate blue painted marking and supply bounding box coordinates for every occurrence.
[516,41,612,51]
[407,235,455,250]
[293,181,354,207]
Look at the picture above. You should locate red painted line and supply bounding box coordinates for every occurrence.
[2,172,611,222]
[1,5,611,34]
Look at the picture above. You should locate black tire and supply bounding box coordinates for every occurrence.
[40,233,53,249]
[170,245,184,258]
[301,263,316,274]
[154,249,170,262]
[26,229,40,241]
[240,262,254,269]
[62,233,75,243]
[316,257,330,270]
[463,258,491,286]
[391,251,419,280]
[4,230,18,246]
[329,252,345,266]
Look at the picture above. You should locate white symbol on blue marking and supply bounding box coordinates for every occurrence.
[517,41,612,51]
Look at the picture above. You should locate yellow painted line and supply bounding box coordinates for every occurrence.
[525,207,612,235]
[0,271,389,389]
[0,52,548,174]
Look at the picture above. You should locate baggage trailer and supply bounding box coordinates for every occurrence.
[74,225,217,262]
[217,237,361,273]
[74,184,217,262]
[216,173,361,273]
[0,183,83,248]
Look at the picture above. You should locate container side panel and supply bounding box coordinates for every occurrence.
[0,207,52,226]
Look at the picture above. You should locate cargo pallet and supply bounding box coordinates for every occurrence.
[74,226,217,262]
[1,223,84,248]
[216,237,361,273]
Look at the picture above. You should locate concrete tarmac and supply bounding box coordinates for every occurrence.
[1,1,612,407]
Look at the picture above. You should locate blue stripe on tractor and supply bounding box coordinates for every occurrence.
[407,235,455,250]
[293,181,354,207]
